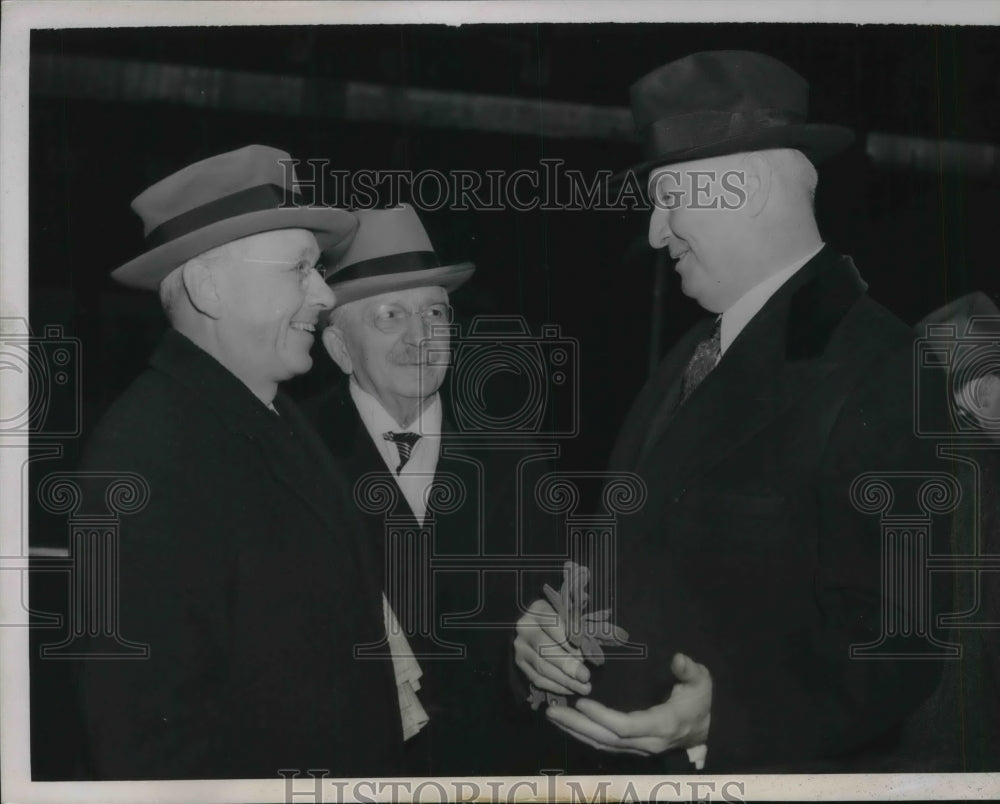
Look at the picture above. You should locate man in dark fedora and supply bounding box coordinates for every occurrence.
[77,145,404,778]
[515,51,951,771]
[304,204,556,775]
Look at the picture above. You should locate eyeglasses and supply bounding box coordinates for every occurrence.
[371,303,454,334]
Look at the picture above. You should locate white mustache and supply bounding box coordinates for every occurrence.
[390,350,449,366]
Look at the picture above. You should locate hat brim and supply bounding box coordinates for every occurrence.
[329,262,476,307]
[611,123,855,195]
[111,207,359,290]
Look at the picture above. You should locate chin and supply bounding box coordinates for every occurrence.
[407,374,443,399]
[282,353,313,377]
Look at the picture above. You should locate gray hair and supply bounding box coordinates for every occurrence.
[158,239,244,323]
[761,148,819,206]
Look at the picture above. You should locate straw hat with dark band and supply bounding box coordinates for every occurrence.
[112,144,358,290]
[324,204,474,306]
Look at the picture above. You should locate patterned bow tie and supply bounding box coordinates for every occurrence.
[383,431,422,474]
[680,317,722,404]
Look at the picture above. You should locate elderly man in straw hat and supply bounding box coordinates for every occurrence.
[304,204,554,774]
[78,145,404,779]
[515,51,952,772]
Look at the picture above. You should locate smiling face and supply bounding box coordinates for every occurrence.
[647,154,755,314]
[211,228,335,395]
[323,285,451,425]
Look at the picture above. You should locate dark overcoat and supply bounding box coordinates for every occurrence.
[77,330,402,779]
[585,247,952,772]
[303,380,561,775]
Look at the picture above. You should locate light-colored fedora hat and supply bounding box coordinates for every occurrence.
[324,204,474,306]
[112,144,358,290]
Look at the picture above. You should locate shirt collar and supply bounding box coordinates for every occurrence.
[348,378,442,440]
[720,242,824,356]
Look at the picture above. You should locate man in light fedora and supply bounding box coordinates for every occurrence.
[304,204,555,775]
[77,145,405,778]
[515,51,951,772]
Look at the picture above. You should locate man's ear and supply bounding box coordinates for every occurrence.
[181,257,222,319]
[741,152,772,217]
[322,326,353,376]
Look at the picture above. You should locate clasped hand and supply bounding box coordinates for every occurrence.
[514,598,712,756]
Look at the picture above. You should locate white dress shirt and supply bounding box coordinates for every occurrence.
[349,379,444,741]
[349,379,442,525]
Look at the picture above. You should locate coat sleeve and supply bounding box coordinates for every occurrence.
[700,341,952,770]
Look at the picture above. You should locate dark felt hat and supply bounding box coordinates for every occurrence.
[623,50,854,180]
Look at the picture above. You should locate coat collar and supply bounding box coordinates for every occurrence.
[311,378,462,458]
[150,328,281,438]
[149,329,344,534]
[309,378,367,461]
[629,246,867,495]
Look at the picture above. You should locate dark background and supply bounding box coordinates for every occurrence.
[28,22,1000,474]
[26,21,1000,779]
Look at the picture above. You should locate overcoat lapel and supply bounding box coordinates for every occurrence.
[307,381,395,584]
[150,332,391,647]
[316,382,477,532]
[609,318,713,472]
[149,332,337,533]
[628,247,867,509]
[433,424,486,555]
[274,394,394,654]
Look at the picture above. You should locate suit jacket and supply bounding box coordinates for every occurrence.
[77,330,402,779]
[586,246,952,773]
[303,381,561,776]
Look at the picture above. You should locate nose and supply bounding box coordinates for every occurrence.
[401,309,430,345]
[306,268,337,310]
[648,207,672,250]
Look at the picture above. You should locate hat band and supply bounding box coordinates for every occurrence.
[330,250,439,284]
[145,183,300,248]
[644,108,801,160]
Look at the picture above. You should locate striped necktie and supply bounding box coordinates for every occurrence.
[383,431,422,474]
[679,317,722,404]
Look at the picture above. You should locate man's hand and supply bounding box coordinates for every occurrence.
[546,652,711,756]
[514,599,592,696]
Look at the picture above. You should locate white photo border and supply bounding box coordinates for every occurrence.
[2,2,999,802]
